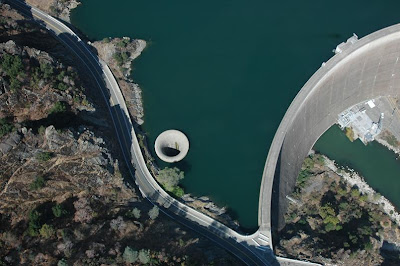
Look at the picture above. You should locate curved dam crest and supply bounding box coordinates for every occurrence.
[261,24,400,231]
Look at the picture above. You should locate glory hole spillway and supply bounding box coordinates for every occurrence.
[71,0,400,231]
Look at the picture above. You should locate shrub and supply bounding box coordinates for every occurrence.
[49,102,66,114]
[148,206,159,220]
[123,246,138,263]
[337,187,347,197]
[57,82,68,91]
[113,52,123,65]
[339,202,349,211]
[359,194,368,202]
[52,204,67,218]
[27,210,41,236]
[57,70,66,81]
[0,118,13,137]
[0,54,25,92]
[38,126,46,135]
[138,249,150,264]
[126,207,141,219]
[121,51,129,61]
[172,186,184,198]
[57,259,68,266]
[117,38,130,47]
[30,176,46,190]
[1,54,24,79]
[36,152,53,162]
[156,167,184,192]
[10,78,21,92]
[350,188,360,198]
[364,241,373,251]
[40,62,54,80]
[373,193,381,201]
[39,224,55,239]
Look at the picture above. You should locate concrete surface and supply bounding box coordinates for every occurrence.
[155,129,189,163]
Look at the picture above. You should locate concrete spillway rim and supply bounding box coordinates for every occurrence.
[155,129,189,163]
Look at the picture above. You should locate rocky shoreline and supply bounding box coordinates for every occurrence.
[91,37,146,125]
[90,38,241,231]
[322,153,400,230]
[376,136,400,156]
[26,0,80,22]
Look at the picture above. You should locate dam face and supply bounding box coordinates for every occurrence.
[260,25,400,233]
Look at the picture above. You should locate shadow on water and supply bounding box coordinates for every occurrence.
[380,241,400,265]
[171,159,192,173]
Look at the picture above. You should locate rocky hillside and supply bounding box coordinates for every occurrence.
[275,153,400,265]
[0,4,241,265]
[25,0,80,22]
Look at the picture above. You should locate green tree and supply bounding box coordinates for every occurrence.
[38,125,46,135]
[138,249,150,264]
[36,152,53,162]
[156,167,184,192]
[0,118,13,137]
[172,186,184,198]
[319,204,341,231]
[49,101,66,114]
[337,187,347,197]
[133,208,141,219]
[1,54,24,79]
[350,188,361,198]
[148,206,159,220]
[57,70,66,81]
[52,204,67,218]
[339,202,349,211]
[10,78,21,92]
[319,204,335,219]
[27,210,41,236]
[30,176,46,190]
[39,224,55,239]
[57,259,68,266]
[57,82,68,91]
[123,246,138,263]
[113,52,123,66]
[40,62,54,79]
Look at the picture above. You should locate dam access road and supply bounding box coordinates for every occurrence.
[6,0,307,265]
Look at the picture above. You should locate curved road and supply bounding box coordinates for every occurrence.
[6,1,296,265]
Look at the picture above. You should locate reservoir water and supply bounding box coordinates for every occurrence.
[71,0,400,230]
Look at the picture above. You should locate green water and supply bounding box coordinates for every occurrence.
[314,126,400,210]
[71,0,400,230]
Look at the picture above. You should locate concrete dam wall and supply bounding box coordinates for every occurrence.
[259,24,400,233]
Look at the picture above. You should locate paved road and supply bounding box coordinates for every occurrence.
[5,1,290,265]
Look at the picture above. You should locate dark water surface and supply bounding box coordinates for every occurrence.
[71,0,400,230]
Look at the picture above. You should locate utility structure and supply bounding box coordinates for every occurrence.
[155,130,189,163]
